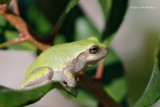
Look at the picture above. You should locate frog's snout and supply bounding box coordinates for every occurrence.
[103,47,109,56]
[105,47,109,51]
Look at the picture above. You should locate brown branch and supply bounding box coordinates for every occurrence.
[0,5,3,10]
[79,72,122,107]
[95,59,105,80]
[0,4,7,12]
[0,9,52,51]
[0,37,28,48]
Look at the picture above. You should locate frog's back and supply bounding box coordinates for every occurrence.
[26,40,97,78]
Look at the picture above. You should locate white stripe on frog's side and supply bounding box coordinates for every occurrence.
[30,67,53,75]
[22,68,53,88]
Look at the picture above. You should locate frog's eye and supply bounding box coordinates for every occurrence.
[89,45,99,54]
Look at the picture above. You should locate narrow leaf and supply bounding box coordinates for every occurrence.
[50,0,79,42]
[102,0,128,39]
[134,35,160,107]
[134,60,160,107]
[134,58,160,107]
[66,0,79,13]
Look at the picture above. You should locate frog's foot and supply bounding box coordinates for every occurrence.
[21,67,53,88]
[60,82,67,88]
[63,69,77,88]
[75,77,79,87]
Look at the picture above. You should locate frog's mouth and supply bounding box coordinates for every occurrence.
[82,60,99,71]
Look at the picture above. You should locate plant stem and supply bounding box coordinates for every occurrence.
[95,59,105,80]
[49,11,67,43]
[0,9,52,51]
[0,37,27,48]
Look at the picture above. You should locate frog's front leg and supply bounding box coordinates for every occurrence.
[63,69,77,87]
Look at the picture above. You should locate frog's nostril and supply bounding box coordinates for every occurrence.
[105,47,109,51]
[104,47,109,54]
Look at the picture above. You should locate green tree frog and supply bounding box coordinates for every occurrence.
[21,37,109,88]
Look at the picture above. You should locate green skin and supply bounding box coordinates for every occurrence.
[21,37,108,88]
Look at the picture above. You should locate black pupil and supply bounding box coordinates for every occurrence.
[90,46,98,54]
[92,47,97,50]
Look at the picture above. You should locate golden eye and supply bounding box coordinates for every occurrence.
[89,46,99,54]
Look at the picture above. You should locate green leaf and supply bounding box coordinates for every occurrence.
[102,0,128,39]
[73,89,97,107]
[105,76,127,102]
[99,0,113,21]
[0,0,11,5]
[134,36,160,107]
[66,0,79,14]
[105,47,121,66]
[0,82,78,107]
[134,58,160,107]
[103,33,121,66]
[103,33,115,46]
[60,87,98,107]
[0,15,7,27]
[26,3,53,37]
[54,34,67,45]
[74,17,101,41]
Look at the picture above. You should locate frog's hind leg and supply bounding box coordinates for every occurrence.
[21,67,53,89]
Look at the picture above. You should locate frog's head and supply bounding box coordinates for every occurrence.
[76,36,109,70]
[86,36,108,61]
